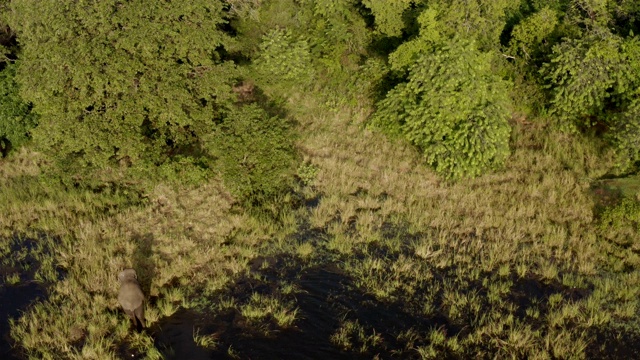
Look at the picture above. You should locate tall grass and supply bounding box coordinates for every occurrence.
[1,80,638,358]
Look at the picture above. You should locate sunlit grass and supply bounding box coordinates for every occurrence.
[240,292,298,329]
[331,319,383,354]
[193,327,219,349]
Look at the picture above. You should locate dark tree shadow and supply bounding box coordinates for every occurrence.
[152,308,217,360]
[131,232,156,298]
[0,235,64,359]
[141,219,629,359]
[150,251,454,360]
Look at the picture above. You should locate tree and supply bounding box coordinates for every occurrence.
[371,39,512,179]
[361,0,414,37]
[253,28,314,89]
[608,99,640,172]
[543,31,637,130]
[507,7,559,63]
[7,0,237,177]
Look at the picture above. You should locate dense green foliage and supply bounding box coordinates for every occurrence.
[364,1,521,178]
[543,34,634,128]
[252,28,314,94]
[609,99,640,171]
[372,39,512,178]
[0,63,37,156]
[231,0,370,100]
[2,0,639,188]
[2,0,640,181]
[360,0,640,175]
[3,0,303,202]
[7,0,237,174]
[208,104,297,207]
[599,197,640,247]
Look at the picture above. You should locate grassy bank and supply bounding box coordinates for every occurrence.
[1,88,639,358]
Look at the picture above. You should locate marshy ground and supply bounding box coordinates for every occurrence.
[1,91,640,359]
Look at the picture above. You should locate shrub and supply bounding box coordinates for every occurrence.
[208,104,298,207]
[507,7,558,63]
[598,198,640,252]
[253,28,314,86]
[608,99,640,173]
[543,32,634,131]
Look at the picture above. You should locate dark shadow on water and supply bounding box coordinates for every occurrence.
[151,252,454,359]
[0,235,62,359]
[144,221,619,359]
[586,325,640,360]
[508,275,592,322]
[208,264,373,360]
[152,308,216,360]
[0,283,46,359]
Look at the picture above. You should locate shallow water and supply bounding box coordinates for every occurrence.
[0,282,46,359]
[0,237,50,359]
[148,256,457,360]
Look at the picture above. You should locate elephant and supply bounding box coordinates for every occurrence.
[117,268,146,328]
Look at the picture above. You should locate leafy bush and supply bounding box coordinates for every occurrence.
[507,7,558,62]
[253,28,314,86]
[231,0,369,104]
[387,8,442,72]
[0,63,37,156]
[542,31,640,171]
[608,99,640,172]
[363,0,517,51]
[361,0,413,37]
[296,162,319,186]
[370,39,512,179]
[600,198,640,251]
[208,104,298,206]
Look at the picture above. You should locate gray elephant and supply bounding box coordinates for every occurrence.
[118,268,146,328]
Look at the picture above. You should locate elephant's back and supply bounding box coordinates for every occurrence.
[118,281,144,310]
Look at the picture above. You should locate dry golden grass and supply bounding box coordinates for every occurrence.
[293,94,606,273]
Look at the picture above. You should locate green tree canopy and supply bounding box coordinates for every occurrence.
[371,39,512,179]
[363,0,519,53]
[253,28,314,88]
[544,33,627,128]
[7,0,237,175]
[543,31,640,129]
